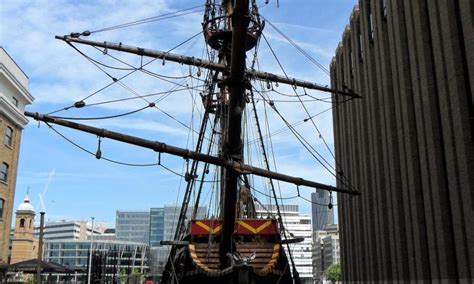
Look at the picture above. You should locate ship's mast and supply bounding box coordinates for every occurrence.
[217,0,250,267]
[26,2,362,278]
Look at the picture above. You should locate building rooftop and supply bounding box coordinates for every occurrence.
[17,195,34,213]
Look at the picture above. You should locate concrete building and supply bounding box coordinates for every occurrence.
[90,228,116,242]
[0,47,34,264]
[115,211,150,244]
[311,189,334,231]
[322,234,340,271]
[10,195,38,264]
[312,225,340,283]
[312,230,327,283]
[34,220,106,241]
[255,204,313,284]
[331,1,474,281]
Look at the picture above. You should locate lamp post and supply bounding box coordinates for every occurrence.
[87,217,94,284]
[36,212,45,284]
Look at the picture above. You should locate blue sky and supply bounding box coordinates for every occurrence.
[1,0,357,227]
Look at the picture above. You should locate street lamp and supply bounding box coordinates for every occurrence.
[87,217,95,284]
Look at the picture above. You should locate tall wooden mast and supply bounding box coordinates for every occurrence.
[25,2,362,281]
[218,0,250,267]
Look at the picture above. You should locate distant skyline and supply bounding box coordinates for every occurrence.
[1,0,357,227]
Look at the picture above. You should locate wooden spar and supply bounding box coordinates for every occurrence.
[25,111,360,196]
[54,35,360,98]
[219,0,249,267]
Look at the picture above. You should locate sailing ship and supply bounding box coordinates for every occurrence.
[25,0,359,283]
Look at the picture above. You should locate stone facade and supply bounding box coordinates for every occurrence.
[0,47,34,264]
[331,1,474,281]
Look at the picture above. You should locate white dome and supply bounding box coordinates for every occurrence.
[17,195,35,212]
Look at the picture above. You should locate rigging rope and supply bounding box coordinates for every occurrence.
[84,87,206,107]
[253,86,357,192]
[88,5,205,34]
[47,30,203,115]
[43,121,184,177]
[50,103,154,121]
[261,33,337,161]
[260,15,330,76]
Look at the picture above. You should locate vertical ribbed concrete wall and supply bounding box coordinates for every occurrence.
[331,0,473,282]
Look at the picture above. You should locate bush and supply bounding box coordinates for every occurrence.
[324,263,341,282]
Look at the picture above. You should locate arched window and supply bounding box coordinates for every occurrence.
[20,218,25,228]
[4,127,13,146]
[0,163,8,182]
[0,198,4,218]
[29,219,32,228]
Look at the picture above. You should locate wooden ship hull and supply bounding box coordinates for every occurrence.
[164,219,294,283]
[23,0,361,283]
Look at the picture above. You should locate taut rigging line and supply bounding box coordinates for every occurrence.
[25,111,360,196]
[54,35,361,99]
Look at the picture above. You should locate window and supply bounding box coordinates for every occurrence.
[4,127,13,147]
[0,163,8,182]
[0,198,4,218]
[367,2,374,41]
[358,29,364,62]
[12,97,19,107]
[350,51,354,77]
[381,0,387,19]
[369,13,374,40]
[318,190,325,199]
[20,218,25,228]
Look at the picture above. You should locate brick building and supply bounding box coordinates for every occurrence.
[10,195,38,264]
[0,47,34,264]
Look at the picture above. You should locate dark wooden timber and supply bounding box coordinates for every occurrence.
[25,111,359,195]
[159,241,189,246]
[54,35,360,98]
[219,0,249,268]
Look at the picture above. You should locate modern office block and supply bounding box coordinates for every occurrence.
[331,1,474,281]
[311,190,334,231]
[115,211,150,245]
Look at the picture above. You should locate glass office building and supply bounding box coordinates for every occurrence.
[311,189,334,231]
[115,211,150,244]
[149,208,164,247]
[43,240,149,274]
[115,205,206,279]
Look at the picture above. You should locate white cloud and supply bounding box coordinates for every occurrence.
[88,117,189,137]
[3,0,357,223]
[263,31,334,59]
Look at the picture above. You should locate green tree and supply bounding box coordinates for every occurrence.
[118,269,127,283]
[131,268,141,277]
[130,268,142,284]
[324,263,341,283]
